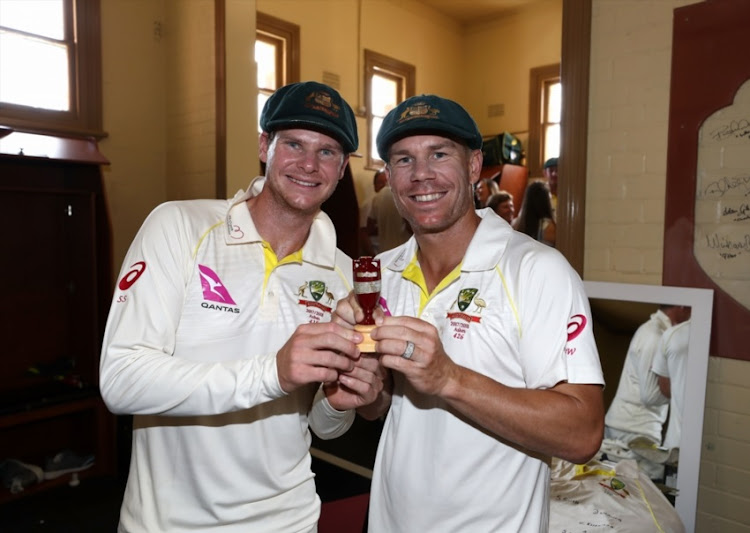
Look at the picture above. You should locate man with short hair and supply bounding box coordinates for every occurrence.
[100,81,382,532]
[335,94,604,531]
[486,190,515,224]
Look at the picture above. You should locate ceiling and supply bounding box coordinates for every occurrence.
[416,0,536,25]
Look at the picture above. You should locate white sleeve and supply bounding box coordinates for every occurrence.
[99,203,285,417]
[308,386,355,440]
[651,333,670,378]
[636,332,669,406]
[517,247,604,389]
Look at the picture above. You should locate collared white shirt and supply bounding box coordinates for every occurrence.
[368,209,603,533]
[101,177,353,532]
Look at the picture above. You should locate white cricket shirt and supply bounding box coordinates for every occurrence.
[652,320,690,450]
[604,310,671,444]
[368,209,604,532]
[100,177,353,532]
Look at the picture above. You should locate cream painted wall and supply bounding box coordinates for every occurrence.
[358,0,464,100]
[100,0,168,270]
[463,0,562,139]
[587,1,750,530]
[165,0,216,201]
[100,0,254,267]
[225,0,259,196]
[256,1,360,100]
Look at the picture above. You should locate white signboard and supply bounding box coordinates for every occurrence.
[695,79,750,311]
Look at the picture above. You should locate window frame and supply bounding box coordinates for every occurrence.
[256,12,300,94]
[527,63,560,177]
[0,0,104,139]
[364,49,415,168]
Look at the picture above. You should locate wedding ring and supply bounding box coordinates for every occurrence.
[401,340,415,360]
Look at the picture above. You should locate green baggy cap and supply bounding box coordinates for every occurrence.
[376,94,482,160]
[260,81,358,153]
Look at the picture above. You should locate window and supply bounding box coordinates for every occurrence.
[0,0,103,137]
[542,80,561,163]
[364,50,415,168]
[255,13,299,132]
[527,64,561,176]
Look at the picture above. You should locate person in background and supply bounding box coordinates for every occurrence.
[543,156,558,218]
[474,176,500,208]
[652,317,692,450]
[99,81,384,532]
[604,305,691,446]
[334,94,604,532]
[601,304,690,479]
[486,190,515,224]
[515,180,556,246]
[367,172,412,253]
[359,168,387,256]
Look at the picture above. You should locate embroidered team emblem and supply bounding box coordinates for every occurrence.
[456,288,478,311]
[398,101,440,123]
[447,288,484,339]
[308,280,326,302]
[305,90,341,119]
[296,280,334,323]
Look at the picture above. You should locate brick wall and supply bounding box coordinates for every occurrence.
[701,357,750,531]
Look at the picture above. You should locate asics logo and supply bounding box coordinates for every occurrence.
[199,265,236,304]
[567,314,587,341]
[119,262,146,290]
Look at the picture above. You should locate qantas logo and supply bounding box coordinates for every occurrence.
[199,265,236,305]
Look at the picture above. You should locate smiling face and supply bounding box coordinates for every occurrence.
[259,128,348,216]
[385,135,482,236]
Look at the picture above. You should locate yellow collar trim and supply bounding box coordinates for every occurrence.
[262,241,303,293]
[401,252,463,315]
